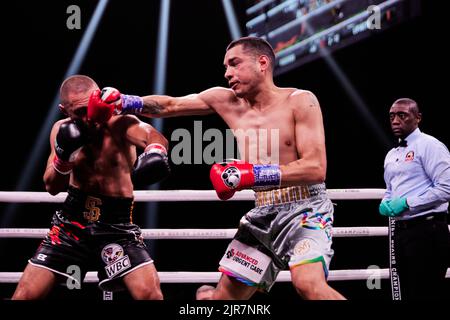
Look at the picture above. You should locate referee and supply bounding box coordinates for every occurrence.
[379,98,450,300]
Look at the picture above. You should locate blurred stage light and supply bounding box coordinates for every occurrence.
[1,0,110,227]
[222,0,242,40]
[145,0,171,252]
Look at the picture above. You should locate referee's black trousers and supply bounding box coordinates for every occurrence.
[394,213,450,300]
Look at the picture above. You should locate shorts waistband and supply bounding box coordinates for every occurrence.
[254,183,326,207]
[62,186,134,224]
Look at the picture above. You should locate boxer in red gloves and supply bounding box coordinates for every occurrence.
[88,37,345,300]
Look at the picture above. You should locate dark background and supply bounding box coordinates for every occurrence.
[0,0,448,301]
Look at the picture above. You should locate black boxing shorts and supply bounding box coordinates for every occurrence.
[29,186,153,292]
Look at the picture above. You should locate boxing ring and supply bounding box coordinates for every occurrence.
[1,189,449,296]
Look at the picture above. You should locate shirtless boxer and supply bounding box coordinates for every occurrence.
[87,37,345,300]
[12,75,169,300]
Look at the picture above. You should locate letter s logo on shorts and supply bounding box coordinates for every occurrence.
[101,243,131,279]
[221,166,241,189]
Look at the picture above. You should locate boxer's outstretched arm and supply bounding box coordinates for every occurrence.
[141,87,230,117]
[88,87,232,123]
[280,90,327,186]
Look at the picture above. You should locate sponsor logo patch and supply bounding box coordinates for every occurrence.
[220,240,271,283]
[405,151,414,162]
[221,166,241,189]
[37,253,47,261]
[294,239,311,256]
[101,243,131,279]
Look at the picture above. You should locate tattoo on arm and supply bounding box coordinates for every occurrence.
[143,100,164,115]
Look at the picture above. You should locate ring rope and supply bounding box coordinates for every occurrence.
[0,227,393,238]
[0,189,386,203]
[0,270,391,283]
[1,269,449,284]
[2,226,449,239]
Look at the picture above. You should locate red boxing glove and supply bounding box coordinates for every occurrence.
[87,88,121,123]
[210,160,281,200]
[210,161,255,200]
[88,87,144,124]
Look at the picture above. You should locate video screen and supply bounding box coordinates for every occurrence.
[243,0,421,75]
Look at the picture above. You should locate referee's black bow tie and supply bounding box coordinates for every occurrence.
[396,139,407,147]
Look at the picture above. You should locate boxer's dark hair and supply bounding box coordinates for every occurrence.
[227,37,276,72]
